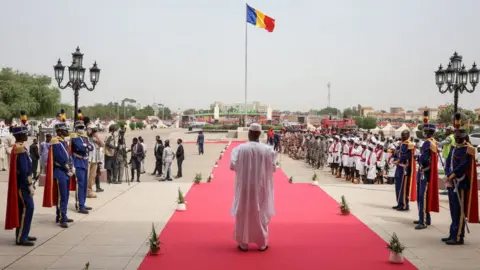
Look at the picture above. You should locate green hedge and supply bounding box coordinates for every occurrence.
[202,124,239,130]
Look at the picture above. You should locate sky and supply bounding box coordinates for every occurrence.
[1,0,480,112]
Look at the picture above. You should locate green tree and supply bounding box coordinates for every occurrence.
[353,116,377,130]
[312,107,339,116]
[437,104,477,126]
[136,105,155,120]
[343,107,360,118]
[0,68,61,122]
[183,108,196,115]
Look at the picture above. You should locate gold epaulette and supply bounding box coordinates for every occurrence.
[14,143,25,154]
[407,141,414,150]
[50,138,60,145]
[70,133,78,139]
[467,145,477,156]
[79,133,88,138]
[429,139,437,153]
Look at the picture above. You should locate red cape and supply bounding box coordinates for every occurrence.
[466,154,479,223]
[43,146,58,207]
[427,149,440,212]
[5,146,19,230]
[68,141,76,191]
[409,150,417,202]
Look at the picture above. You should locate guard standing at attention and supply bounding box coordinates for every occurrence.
[70,115,93,214]
[414,111,440,230]
[443,113,479,245]
[393,130,417,211]
[4,110,36,246]
[43,121,75,228]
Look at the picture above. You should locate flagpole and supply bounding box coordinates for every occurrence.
[244,3,248,127]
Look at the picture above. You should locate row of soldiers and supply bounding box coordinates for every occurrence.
[5,110,95,246]
[283,111,478,246]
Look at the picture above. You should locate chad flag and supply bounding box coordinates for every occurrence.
[246,4,275,32]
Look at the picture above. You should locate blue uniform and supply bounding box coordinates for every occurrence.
[445,143,472,242]
[14,143,34,243]
[51,136,72,223]
[394,140,414,210]
[417,138,435,226]
[71,133,92,211]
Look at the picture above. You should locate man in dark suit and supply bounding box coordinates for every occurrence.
[175,138,184,178]
[152,137,164,177]
[29,138,40,179]
[130,137,144,182]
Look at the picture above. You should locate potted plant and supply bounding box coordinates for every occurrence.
[214,161,218,168]
[387,233,405,264]
[276,161,280,168]
[177,188,187,211]
[207,173,213,183]
[148,223,162,255]
[312,172,319,186]
[193,173,202,184]
[289,176,293,183]
[339,195,350,215]
[83,262,90,270]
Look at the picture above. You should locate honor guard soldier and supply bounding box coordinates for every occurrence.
[4,111,36,246]
[414,111,440,229]
[70,117,93,214]
[393,130,417,211]
[43,122,75,228]
[443,113,479,245]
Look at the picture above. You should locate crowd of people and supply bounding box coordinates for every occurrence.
[3,110,187,246]
[277,111,479,245]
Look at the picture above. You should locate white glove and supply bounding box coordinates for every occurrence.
[28,185,35,197]
[67,171,73,177]
[71,167,76,175]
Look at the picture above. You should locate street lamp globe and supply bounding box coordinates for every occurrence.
[68,61,79,82]
[458,65,468,86]
[72,46,84,68]
[78,67,86,82]
[435,64,445,88]
[450,52,463,70]
[444,63,455,86]
[468,62,479,88]
[53,59,65,84]
[89,62,100,85]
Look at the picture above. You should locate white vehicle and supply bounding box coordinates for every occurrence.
[470,133,480,147]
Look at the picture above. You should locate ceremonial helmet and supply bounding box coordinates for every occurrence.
[54,122,68,131]
[423,111,436,131]
[12,110,29,136]
[75,120,85,129]
[453,113,467,138]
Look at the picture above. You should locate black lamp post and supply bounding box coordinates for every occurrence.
[53,46,100,122]
[435,52,479,121]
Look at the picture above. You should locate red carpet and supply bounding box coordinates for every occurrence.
[139,142,417,270]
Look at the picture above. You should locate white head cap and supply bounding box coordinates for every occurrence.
[249,123,262,132]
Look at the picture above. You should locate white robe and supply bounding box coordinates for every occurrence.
[357,147,367,175]
[366,150,377,180]
[230,141,276,246]
[327,143,334,163]
[342,144,350,167]
[332,142,341,164]
[386,152,397,178]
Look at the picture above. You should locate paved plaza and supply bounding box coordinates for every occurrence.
[0,128,479,269]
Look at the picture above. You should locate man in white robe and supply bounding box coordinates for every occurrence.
[230,123,276,252]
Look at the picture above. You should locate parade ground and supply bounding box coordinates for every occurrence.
[0,129,479,269]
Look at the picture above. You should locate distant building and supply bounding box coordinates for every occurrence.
[210,101,269,113]
[359,105,441,121]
